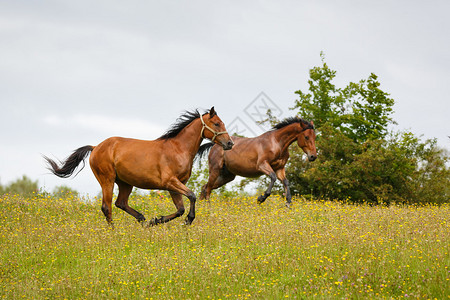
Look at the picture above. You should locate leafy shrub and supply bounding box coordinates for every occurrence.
[0,175,39,196]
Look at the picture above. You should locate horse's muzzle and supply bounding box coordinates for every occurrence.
[222,140,234,150]
[308,154,317,161]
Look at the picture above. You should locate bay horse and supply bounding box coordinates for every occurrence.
[44,107,234,225]
[197,116,316,206]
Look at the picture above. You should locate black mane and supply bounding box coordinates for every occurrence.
[272,116,314,130]
[158,109,206,140]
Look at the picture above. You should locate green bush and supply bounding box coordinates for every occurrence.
[0,175,39,196]
[52,185,79,199]
[286,126,449,204]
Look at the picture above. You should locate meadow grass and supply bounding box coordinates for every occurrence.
[0,192,449,299]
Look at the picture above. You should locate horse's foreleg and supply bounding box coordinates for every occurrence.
[282,178,291,207]
[151,179,194,225]
[150,191,185,226]
[257,172,277,204]
[184,191,197,225]
[115,180,146,223]
[257,162,277,204]
[276,168,291,207]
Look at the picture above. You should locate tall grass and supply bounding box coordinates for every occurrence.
[0,192,449,299]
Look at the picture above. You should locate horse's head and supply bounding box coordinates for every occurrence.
[297,121,317,161]
[201,107,234,150]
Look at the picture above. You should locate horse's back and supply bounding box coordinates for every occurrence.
[223,135,274,160]
[91,136,150,162]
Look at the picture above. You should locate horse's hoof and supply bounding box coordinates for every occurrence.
[140,220,152,228]
[285,202,291,209]
[149,216,162,226]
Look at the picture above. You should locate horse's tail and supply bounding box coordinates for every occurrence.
[43,145,94,178]
[195,142,215,162]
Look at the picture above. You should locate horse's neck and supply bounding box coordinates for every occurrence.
[170,118,203,159]
[272,123,300,153]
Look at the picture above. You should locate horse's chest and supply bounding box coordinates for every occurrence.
[172,158,192,179]
[270,156,288,170]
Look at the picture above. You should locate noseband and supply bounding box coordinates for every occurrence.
[200,116,228,142]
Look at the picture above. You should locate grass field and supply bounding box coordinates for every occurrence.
[0,192,449,299]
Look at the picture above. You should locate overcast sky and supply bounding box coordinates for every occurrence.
[1,0,449,196]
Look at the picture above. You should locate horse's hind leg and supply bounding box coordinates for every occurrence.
[115,180,146,223]
[200,176,214,200]
[200,164,235,200]
[200,162,220,200]
[212,170,235,193]
[90,159,115,224]
[99,181,114,224]
[200,168,219,200]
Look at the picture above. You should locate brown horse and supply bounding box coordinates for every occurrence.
[198,117,316,206]
[44,107,234,225]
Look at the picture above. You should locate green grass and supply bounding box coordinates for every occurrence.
[0,192,449,299]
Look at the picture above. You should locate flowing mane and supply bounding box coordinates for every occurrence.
[272,116,314,130]
[158,110,206,140]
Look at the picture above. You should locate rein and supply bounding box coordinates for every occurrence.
[200,116,228,142]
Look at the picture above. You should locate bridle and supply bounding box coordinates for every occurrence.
[200,116,228,143]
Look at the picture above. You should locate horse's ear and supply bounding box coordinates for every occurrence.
[209,106,216,118]
[310,121,314,126]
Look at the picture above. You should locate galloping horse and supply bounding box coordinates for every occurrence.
[44,107,234,225]
[198,116,316,206]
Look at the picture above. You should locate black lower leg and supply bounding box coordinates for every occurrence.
[149,206,185,226]
[115,203,146,223]
[257,172,277,204]
[283,178,292,205]
[185,191,196,225]
[101,205,112,223]
[136,214,146,222]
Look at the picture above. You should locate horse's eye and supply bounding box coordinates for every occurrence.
[305,136,309,140]
[214,123,220,127]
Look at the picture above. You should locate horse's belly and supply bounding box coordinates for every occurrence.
[225,162,262,178]
[233,170,263,178]
[117,171,163,190]
[116,162,191,190]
